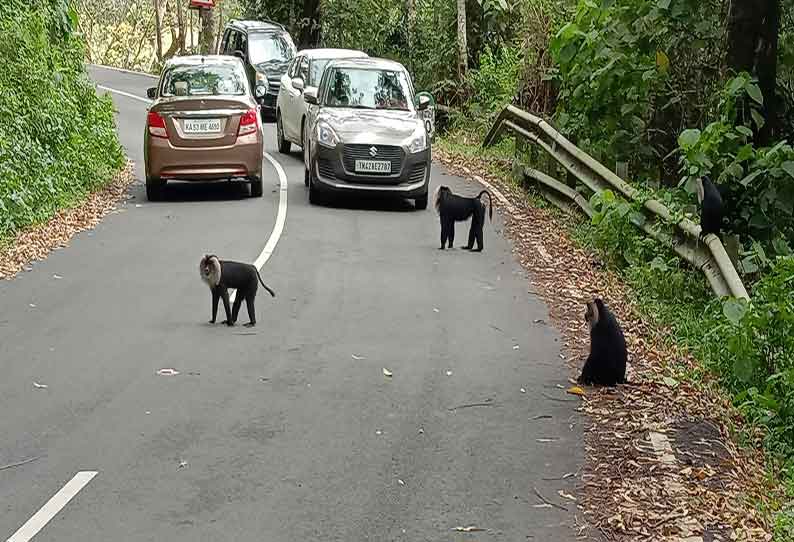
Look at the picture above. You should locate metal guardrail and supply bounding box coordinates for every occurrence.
[484,104,749,301]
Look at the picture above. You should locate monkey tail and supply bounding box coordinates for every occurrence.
[255,269,276,297]
[477,190,493,222]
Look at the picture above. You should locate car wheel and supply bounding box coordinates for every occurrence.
[414,193,428,210]
[250,175,263,198]
[276,113,291,154]
[303,123,310,187]
[146,177,165,201]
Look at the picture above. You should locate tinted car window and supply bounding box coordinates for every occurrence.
[248,33,295,65]
[309,59,335,86]
[161,64,247,97]
[323,68,411,111]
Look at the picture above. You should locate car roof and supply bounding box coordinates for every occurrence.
[163,55,243,69]
[226,19,286,33]
[297,48,368,60]
[324,57,407,71]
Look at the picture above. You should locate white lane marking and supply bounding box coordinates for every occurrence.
[97,85,289,305]
[88,63,158,79]
[230,152,289,303]
[7,471,98,542]
[96,85,152,105]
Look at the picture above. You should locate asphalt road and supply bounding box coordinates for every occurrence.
[0,65,583,541]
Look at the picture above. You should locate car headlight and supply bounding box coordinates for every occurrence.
[407,129,428,154]
[255,71,268,86]
[316,121,340,148]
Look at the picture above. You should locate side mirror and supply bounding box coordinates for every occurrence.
[255,84,266,99]
[292,77,305,91]
[233,50,245,61]
[417,94,431,111]
[146,87,157,99]
[303,88,318,105]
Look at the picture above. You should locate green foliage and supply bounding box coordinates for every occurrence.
[0,0,123,240]
[550,0,722,175]
[692,258,794,458]
[465,44,521,113]
[588,189,657,268]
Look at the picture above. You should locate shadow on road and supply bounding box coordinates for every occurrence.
[158,180,254,202]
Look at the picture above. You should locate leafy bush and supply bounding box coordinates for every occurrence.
[466,44,522,113]
[0,0,123,241]
[550,0,723,178]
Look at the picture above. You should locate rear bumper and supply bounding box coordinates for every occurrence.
[145,132,263,181]
[313,145,430,198]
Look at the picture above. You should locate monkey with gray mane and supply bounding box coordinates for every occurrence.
[433,186,493,251]
[199,254,275,327]
[578,298,627,387]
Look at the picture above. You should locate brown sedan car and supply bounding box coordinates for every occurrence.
[144,56,265,200]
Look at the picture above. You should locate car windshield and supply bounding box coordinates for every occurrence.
[323,68,411,111]
[161,64,246,97]
[248,33,295,65]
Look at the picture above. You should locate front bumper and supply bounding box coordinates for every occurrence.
[313,144,430,198]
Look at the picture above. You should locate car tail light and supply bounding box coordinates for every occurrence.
[147,111,168,138]
[237,108,259,137]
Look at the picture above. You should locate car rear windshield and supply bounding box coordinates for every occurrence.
[248,33,296,65]
[323,68,411,111]
[161,64,247,97]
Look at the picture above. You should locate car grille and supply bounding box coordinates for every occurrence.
[267,80,280,95]
[317,158,336,180]
[342,144,404,175]
[409,164,426,184]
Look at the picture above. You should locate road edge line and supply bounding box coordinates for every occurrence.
[6,471,98,542]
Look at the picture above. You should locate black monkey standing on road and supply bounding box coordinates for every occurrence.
[433,186,493,251]
[199,254,275,327]
[578,298,627,387]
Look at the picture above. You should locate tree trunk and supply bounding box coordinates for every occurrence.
[199,7,216,54]
[299,0,321,48]
[175,0,186,55]
[726,0,780,145]
[456,0,467,79]
[153,0,164,61]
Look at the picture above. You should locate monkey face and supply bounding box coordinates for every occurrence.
[199,255,221,287]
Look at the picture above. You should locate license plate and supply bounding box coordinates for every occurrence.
[183,118,222,134]
[355,160,391,173]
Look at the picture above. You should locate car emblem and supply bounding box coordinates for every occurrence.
[369,146,378,157]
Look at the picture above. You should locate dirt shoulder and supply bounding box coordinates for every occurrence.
[0,162,135,280]
[434,147,774,542]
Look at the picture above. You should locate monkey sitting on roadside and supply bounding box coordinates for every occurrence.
[696,176,724,238]
[199,254,275,327]
[578,298,627,387]
[433,186,493,251]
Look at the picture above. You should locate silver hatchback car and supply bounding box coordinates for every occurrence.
[302,58,432,209]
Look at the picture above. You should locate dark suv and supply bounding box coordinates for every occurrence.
[219,19,297,120]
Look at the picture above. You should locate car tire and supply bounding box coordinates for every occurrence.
[276,113,291,154]
[303,123,310,187]
[146,177,165,201]
[414,193,429,210]
[250,175,263,198]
